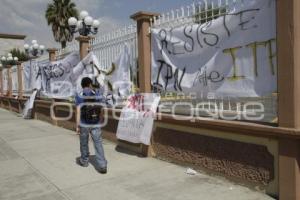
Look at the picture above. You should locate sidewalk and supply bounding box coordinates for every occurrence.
[0,108,274,200]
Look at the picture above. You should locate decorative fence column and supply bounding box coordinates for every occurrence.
[277,0,300,199]
[76,36,92,60]
[131,12,158,93]
[131,12,159,156]
[47,48,57,62]
[6,65,12,97]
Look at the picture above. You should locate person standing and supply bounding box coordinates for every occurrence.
[75,77,107,174]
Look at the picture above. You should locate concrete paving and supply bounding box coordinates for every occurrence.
[0,108,274,200]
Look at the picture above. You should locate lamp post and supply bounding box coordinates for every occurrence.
[24,40,45,58]
[68,10,100,36]
[0,53,19,97]
[68,10,100,59]
[1,53,19,66]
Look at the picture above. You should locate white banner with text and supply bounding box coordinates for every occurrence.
[151,0,276,98]
[40,53,80,98]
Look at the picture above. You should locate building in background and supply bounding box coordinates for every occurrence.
[0,33,26,56]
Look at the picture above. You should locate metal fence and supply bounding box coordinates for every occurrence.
[149,0,278,124]
[53,24,138,84]
[55,40,79,60]
[90,24,138,74]
[150,0,241,29]
[35,53,49,63]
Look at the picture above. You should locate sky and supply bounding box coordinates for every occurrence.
[0,0,194,48]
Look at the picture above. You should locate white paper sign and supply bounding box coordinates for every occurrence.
[151,0,276,98]
[116,93,161,145]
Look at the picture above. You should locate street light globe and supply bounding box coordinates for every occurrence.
[84,16,93,26]
[92,19,100,28]
[39,45,45,50]
[7,53,12,57]
[32,40,37,44]
[79,10,89,20]
[68,17,77,26]
[13,57,18,61]
[1,56,6,61]
[24,44,30,50]
[7,57,13,61]
[33,43,39,50]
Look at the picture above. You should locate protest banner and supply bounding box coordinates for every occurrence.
[40,52,80,98]
[151,0,276,98]
[22,61,31,95]
[22,60,44,94]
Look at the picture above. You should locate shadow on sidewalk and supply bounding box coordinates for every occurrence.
[114,146,145,158]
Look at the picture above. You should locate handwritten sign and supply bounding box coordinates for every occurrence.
[151,0,276,98]
[116,93,160,145]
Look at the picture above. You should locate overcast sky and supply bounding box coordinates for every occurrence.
[0,0,194,48]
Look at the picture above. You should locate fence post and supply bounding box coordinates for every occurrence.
[131,12,159,93]
[47,48,57,62]
[277,0,300,199]
[76,36,92,60]
[6,65,12,98]
[131,11,159,157]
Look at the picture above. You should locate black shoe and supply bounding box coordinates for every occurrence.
[76,158,89,167]
[97,167,107,174]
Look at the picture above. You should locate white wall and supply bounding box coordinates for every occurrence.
[0,38,24,56]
